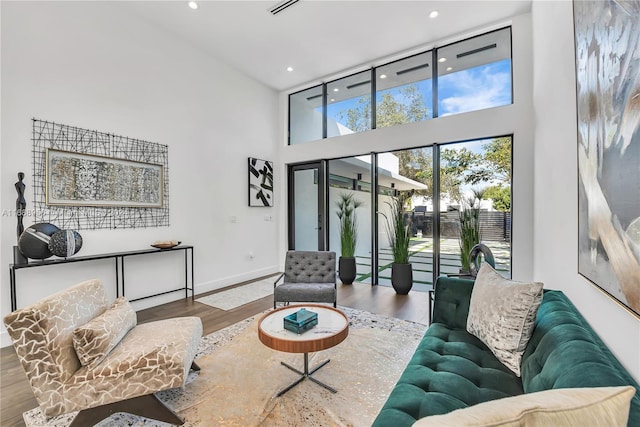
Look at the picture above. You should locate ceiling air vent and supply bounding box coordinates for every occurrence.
[346,80,371,90]
[396,63,430,76]
[269,0,301,15]
[457,43,497,58]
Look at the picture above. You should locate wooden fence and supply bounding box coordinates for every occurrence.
[409,210,511,242]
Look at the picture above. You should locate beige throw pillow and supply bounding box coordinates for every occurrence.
[73,296,137,366]
[412,386,635,427]
[466,263,543,376]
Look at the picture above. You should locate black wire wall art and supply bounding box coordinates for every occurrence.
[32,119,170,230]
[248,157,274,207]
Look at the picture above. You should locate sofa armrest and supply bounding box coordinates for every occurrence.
[432,276,475,330]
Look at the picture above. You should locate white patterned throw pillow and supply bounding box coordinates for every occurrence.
[73,297,137,366]
[466,263,543,376]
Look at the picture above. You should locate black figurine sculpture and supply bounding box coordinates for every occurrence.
[15,172,26,240]
[13,172,29,264]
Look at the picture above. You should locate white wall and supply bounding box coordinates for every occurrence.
[531,1,639,380]
[278,13,535,283]
[0,2,280,346]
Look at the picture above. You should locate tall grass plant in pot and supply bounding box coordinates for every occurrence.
[382,194,412,294]
[458,188,485,275]
[336,193,362,284]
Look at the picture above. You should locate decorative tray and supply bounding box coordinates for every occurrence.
[151,240,181,249]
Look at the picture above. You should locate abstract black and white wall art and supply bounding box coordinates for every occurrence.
[248,157,274,207]
[33,119,170,230]
[574,0,640,317]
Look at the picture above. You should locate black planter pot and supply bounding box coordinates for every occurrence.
[391,263,413,295]
[339,256,357,284]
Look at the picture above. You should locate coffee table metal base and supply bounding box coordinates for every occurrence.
[277,353,336,396]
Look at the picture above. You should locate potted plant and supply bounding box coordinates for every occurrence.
[382,194,413,294]
[458,188,485,275]
[336,193,362,284]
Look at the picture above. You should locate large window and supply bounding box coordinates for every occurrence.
[437,28,512,116]
[289,85,323,145]
[376,52,433,128]
[326,71,372,138]
[288,135,512,292]
[288,27,512,145]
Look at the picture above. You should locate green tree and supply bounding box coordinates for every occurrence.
[484,185,511,211]
[338,96,372,132]
[466,137,512,211]
[397,148,434,199]
[466,137,512,185]
[337,84,429,131]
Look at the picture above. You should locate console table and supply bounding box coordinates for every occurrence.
[8,245,194,311]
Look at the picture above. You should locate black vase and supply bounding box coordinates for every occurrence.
[339,257,356,285]
[391,263,413,295]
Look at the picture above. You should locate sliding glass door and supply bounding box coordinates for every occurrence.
[287,135,512,288]
[438,137,512,278]
[376,148,434,291]
[327,156,373,283]
[289,162,325,251]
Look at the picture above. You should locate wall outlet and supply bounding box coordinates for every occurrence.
[230,216,237,223]
[264,215,272,221]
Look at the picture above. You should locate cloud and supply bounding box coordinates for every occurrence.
[439,60,511,116]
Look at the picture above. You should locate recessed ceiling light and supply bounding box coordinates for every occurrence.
[286,66,293,72]
[330,98,335,102]
[446,66,453,71]
[438,57,447,63]
[379,74,387,79]
[188,1,198,10]
[333,88,339,92]
[429,10,439,18]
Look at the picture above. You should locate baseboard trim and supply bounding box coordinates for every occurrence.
[194,266,279,295]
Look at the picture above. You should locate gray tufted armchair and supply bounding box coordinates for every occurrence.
[273,251,337,308]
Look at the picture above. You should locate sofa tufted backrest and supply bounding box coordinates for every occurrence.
[3,279,108,415]
[284,251,336,284]
[521,290,640,426]
[431,276,475,329]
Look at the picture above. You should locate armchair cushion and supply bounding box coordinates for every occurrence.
[63,317,202,413]
[73,297,137,367]
[274,283,336,304]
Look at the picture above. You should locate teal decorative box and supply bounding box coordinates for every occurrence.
[283,308,318,334]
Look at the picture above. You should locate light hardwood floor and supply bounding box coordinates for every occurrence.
[0,277,430,427]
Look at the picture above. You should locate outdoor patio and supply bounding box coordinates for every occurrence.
[353,238,511,292]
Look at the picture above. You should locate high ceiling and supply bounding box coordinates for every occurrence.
[125,0,531,92]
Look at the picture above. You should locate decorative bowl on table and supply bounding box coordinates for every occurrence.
[151,240,181,249]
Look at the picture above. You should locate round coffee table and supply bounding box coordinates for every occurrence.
[258,304,349,396]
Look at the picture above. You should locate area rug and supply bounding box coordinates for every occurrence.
[195,278,275,310]
[23,307,426,427]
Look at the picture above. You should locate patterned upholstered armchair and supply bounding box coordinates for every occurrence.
[3,279,202,426]
[273,251,337,308]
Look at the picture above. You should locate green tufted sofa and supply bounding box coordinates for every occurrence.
[372,276,640,426]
